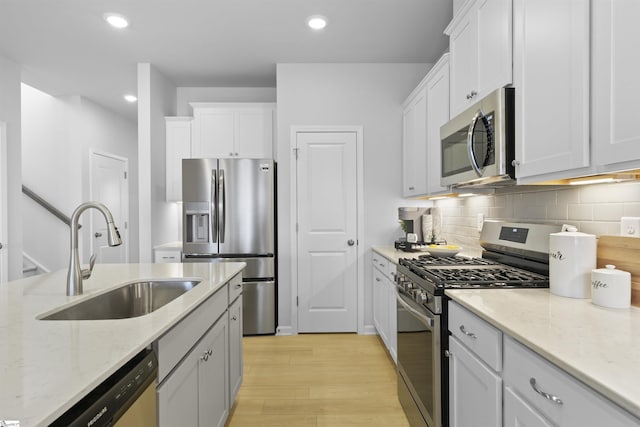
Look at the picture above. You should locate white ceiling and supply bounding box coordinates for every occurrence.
[0,0,453,121]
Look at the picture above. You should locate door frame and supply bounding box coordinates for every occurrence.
[0,122,7,283]
[89,149,130,263]
[289,125,365,334]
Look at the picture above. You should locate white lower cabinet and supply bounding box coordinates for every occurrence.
[155,274,243,427]
[503,336,640,427]
[229,294,243,404]
[448,301,502,427]
[504,386,554,427]
[158,315,229,427]
[371,251,397,363]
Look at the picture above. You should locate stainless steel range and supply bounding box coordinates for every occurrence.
[395,221,562,427]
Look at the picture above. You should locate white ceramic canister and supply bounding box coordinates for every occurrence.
[549,225,596,298]
[591,265,632,309]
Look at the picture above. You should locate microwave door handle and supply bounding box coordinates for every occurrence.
[467,110,484,177]
[211,170,218,243]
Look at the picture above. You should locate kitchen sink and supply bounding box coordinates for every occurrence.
[39,279,202,320]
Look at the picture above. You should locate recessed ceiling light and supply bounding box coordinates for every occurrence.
[104,13,129,29]
[124,94,137,103]
[307,15,328,30]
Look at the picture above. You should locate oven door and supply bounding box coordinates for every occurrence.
[396,288,441,427]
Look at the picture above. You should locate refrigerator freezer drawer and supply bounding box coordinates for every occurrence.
[243,281,276,335]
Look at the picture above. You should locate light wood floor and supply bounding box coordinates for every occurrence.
[226,333,410,427]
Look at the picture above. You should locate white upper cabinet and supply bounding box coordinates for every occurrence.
[426,54,450,195]
[190,103,274,159]
[165,117,192,202]
[512,0,591,182]
[446,0,513,117]
[402,87,428,197]
[592,0,640,173]
[402,54,451,198]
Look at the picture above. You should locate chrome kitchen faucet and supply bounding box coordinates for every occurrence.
[67,202,122,296]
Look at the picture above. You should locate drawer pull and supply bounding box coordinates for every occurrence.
[459,325,477,339]
[530,377,563,405]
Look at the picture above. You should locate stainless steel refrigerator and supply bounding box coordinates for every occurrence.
[182,158,276,335]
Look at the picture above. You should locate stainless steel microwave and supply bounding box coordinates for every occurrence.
[440,87,515,188]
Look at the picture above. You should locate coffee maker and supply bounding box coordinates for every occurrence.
[395,207,428,252]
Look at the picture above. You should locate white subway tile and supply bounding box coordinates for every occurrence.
[557,187,580,204]
[578,221,619,237]
[547,204,568,220]
[580,181,640,203]
[593,203,624,221]
[623,203,640,217]
[568,204,593,221]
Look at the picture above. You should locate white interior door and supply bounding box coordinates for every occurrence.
[296,131,358,333]
[90,151,129,263]
[0,122,7,283]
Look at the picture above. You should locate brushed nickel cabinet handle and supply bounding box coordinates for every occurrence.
[530,378,563,405]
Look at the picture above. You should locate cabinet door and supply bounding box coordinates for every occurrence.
[592,0,640,171]
[165,117,192,201]
[449,8,478,117]
[449,336,502,427]
[513,0,590,181]
[372,267,389,346]
[426,55,450,195]
[192,109,235,158]
[386,274,397,364]
[199,316,230,427]
[476,0,512,98]
[402,88,428,197]
[157,350,199,427]
[236,107,273,158]
[229,295,243,405]
[504,386,554,427]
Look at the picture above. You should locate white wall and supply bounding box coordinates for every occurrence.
[21,84,138,271]
[176,87,276,116]
[0,55,23,280]
[137,63,179,262]
[434,181,640,253]
[276,63,433,334]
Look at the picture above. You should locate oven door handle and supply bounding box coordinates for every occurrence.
[396,289,435,329]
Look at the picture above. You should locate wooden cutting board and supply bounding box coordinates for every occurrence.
[597,235,640,307]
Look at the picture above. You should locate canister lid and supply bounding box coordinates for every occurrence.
[549,224,596,238]
[592,264,631,277]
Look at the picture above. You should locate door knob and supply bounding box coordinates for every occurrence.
[347,239,355,246]
[94,232,102,238]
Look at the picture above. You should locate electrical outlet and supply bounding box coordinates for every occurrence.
[620,217,640,237]
[477,213,484,232]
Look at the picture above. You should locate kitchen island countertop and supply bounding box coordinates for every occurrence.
[446,288,640,420]
[0,262,245,426]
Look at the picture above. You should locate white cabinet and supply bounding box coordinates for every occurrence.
[165,117,192,201]
[425,54,451,195]
[512,0,591,182]
[371,251,397,363]
[448,301,503,427]
[154,247,181,263]
[402,53,451,197]
[445,0,512,117]
[503,336,640,427]
[228,294,243,404]
[190,103,274,159]
[157,312,229,427]
[402,87,428,197]
[156,274,244,427]
[504,386,554,427]
[592,0,640,173]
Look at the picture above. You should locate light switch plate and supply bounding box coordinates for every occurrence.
[620,217,640,237]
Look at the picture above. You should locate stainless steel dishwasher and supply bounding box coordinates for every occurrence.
[50,348,157,427]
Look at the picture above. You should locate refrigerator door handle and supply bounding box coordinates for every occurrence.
[211,170,218,243]
[219,169,226,243]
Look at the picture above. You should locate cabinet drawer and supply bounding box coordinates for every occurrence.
[371,252,389,272]
[156,284,228,382]
[449,301,502,371]
[154,249,182,263]
[504,336,640,426]
[387,263,397,282]
[228,273,242,303]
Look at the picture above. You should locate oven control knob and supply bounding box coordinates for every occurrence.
[417,291,428,304]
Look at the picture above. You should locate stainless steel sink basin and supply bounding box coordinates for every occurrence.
[40,279,202,320]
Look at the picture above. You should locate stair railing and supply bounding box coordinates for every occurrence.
[22,185,81,229]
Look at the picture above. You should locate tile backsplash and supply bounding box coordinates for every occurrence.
[433,181,640,253]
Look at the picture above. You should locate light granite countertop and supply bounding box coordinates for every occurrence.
[0,262,245,426]
[446,288,640,420]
